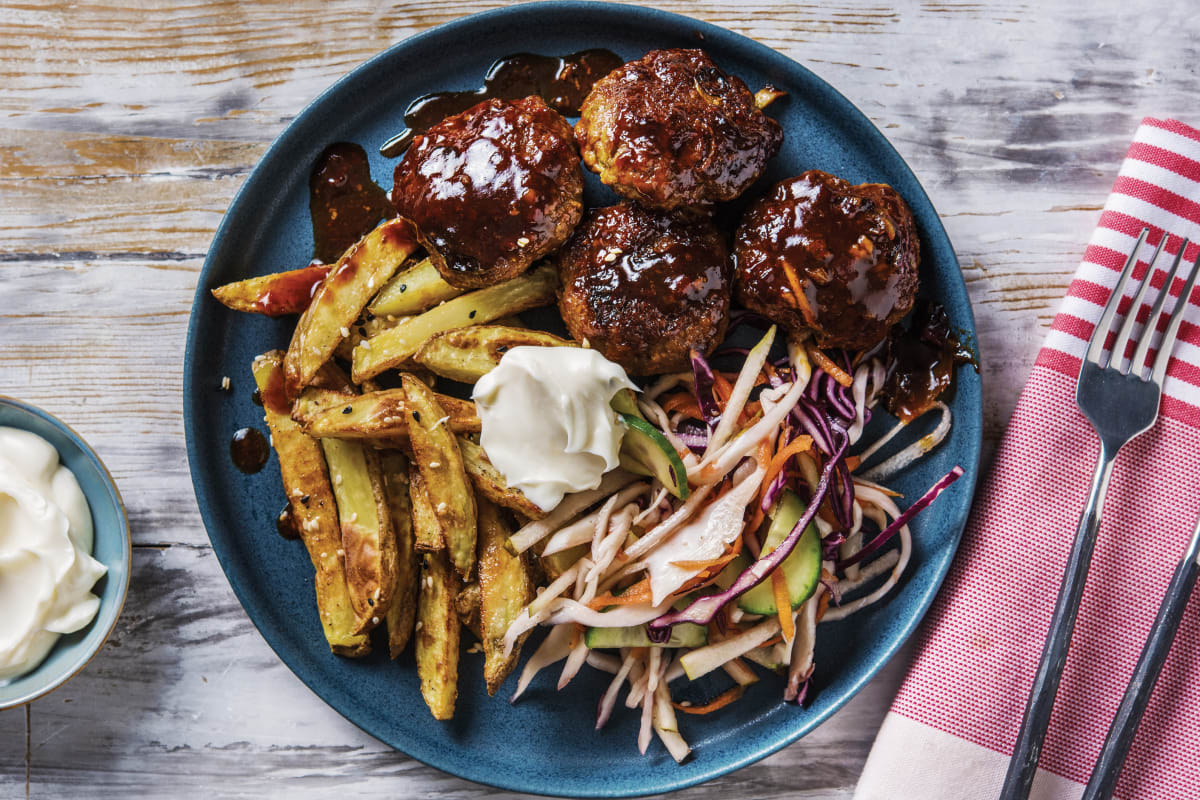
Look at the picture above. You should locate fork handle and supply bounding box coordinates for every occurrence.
[1081,518,1200,800]
[999,448,1116,800]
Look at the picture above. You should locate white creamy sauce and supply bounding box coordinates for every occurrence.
[473,347,637,512]
[0,427,107,683]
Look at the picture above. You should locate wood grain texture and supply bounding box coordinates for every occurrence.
[2,0,1197,796]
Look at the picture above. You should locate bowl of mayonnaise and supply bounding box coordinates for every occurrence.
[0,396,131,709]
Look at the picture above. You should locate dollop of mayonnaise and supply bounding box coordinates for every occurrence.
[473,347,637,512]
[0,427,107,683]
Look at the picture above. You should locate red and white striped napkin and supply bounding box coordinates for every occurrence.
[854,118,1200,800]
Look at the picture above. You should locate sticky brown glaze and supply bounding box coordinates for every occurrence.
[309,143,392,264]
[392,96,584,289]
[733,170,920,351]
[575,49,783,211]
[557,203,730,375]
[379,49,624,157]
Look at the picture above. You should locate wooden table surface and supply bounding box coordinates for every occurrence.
[2,0,1196,797]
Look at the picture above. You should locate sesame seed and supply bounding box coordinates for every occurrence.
[415,621,423,631]
[367,276,375,289]
[339,326,350,338]
[336,548,345,557]
[371,616,379,625]
[291,488,303,498]
[429,461,441,469]
[604,251,618,263]
[425,576,434,588]
[359,339,371,350]
[516,236,530,247]
[334,474,343,486]
[399,284,407,293]
[347,512,358,524]
[343,405,353,414]
[436,502,448,513]
[469,310,477,319]
[220,376,231,391]
[433,415,449,428]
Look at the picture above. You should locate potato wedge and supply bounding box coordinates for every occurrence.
[353,263,558,382]
[291,388,356,427]
[300,388,480,442]
[409,465,445,552]
[251,351,369,657]
[413,325,573,384]
[320,438,397,633]
[416,549,461,720]
[457,436,545,520]
[285,217,420,397]
[334,312,408,362]
[477,497,534,695]
[368,256,463,317]
[380,451,419,658]
[455,581,482,641]
[212,263,332,316]
[403,374,477,579]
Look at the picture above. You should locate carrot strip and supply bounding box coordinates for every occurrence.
[673,685,746,715]
[712,372,734,404]
[587,577,652,610]
[773,570,795,642]
[844,454,861,471]
[744,437,785,537]
[759,634,783,648]
[661,392,703,420]
[760,436,814,506]
[807,344,854,388]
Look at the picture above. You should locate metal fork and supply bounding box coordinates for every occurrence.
[999,228,1200,800]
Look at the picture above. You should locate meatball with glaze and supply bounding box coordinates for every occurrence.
[575,49,783,211]
[733,170,920,351]
[392,96,583,289]
[557,203,730,376]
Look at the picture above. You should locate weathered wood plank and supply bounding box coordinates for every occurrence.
[3,0,1198,796]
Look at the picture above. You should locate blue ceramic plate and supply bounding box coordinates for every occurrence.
[185,3,981,796]
[0,397,132,709]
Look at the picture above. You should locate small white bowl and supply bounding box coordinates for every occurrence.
[0,396,131,709]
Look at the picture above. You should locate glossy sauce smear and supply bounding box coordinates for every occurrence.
[380,49,623,157]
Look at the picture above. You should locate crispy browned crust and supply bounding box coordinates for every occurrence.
[733,170,920,351]
[556,202,730,375]
[393,96,584,289]
[575,48,782,211]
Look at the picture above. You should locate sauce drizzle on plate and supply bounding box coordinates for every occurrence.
[379,49,624,157]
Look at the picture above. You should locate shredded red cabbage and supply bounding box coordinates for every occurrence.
[689,349,722,428]
[837,466,965,569]
[647,433,849,636]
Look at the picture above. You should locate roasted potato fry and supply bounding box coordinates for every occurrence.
[368,256,463,317]
[408,465,446,552]
[353,263,558,383]
[457,436,545,520]
[380,451,419,658]
[335,312,408,362]
[291,388,356,427]
[285,217,420,397]
[477,497,535,695]
[455,581,482,641]
[300,388,480,442]
[416,549,461,720]
[251,351,369,657]
[212,263,332,316]
[320,438,398,633]
[413,325,573,384]
[403,374,477,579]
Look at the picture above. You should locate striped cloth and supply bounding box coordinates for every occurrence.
[854,118,1200,800]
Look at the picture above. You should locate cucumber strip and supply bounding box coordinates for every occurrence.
[619,413,689,500]
[737,490,822,615]
[585,622,707,650]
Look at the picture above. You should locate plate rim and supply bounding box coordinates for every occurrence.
[184,3,982,795]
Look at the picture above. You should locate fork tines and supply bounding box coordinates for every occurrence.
[1086,227,1200,385]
